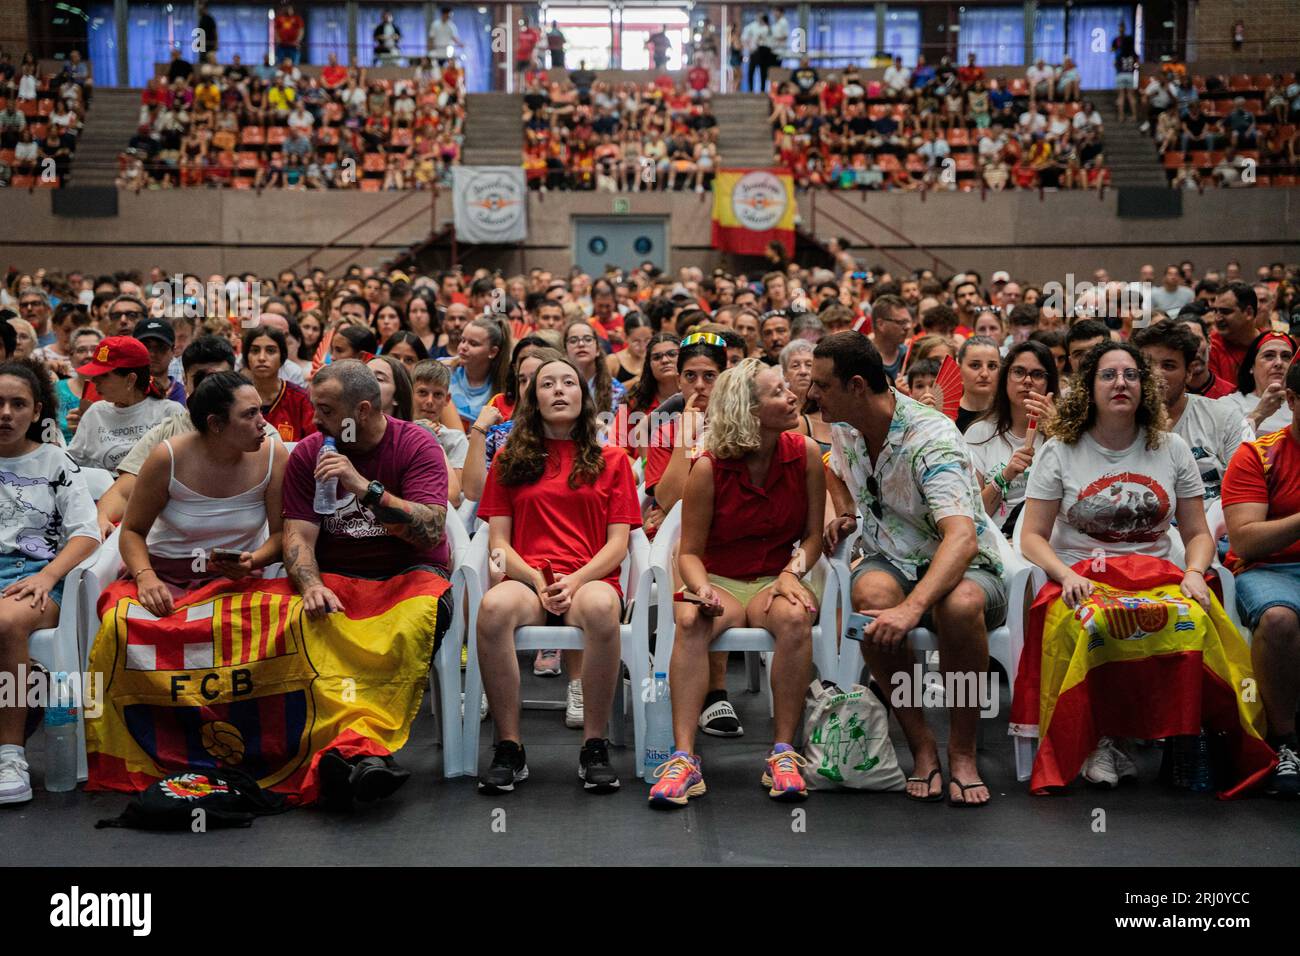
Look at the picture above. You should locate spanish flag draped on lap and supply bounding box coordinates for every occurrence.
[711,168,796,257]
[85,569,449,805]
[1010,554,1274,798]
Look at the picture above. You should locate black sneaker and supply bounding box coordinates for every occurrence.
[1266,743,1300,798]
[351,755,411,803]
[579,738,621,793]
[479,740,528,793]
[317,749,354,811]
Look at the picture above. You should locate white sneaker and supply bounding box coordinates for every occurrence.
[479,692,489,721]
[1110,737,1139,782]
[0,753,33,805]
[1082,737,1119,788]
[565,679,584,729]
[533,649,562,677]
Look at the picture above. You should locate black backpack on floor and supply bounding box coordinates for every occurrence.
[95,767,288,831]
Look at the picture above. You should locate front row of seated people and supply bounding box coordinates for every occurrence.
[2,328,1300,806]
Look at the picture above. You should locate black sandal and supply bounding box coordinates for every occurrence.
[905,767,944,802]
[948,777,991,808]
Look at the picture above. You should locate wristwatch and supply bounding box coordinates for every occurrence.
[361,480,385,507]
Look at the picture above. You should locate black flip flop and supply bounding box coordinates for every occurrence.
[948,777,991,808]
[905,767,944,802]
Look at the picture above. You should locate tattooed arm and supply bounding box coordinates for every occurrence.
[369,491,447,549]
[284,518,345,617]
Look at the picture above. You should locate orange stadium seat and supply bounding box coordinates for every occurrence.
[240,126,265,146]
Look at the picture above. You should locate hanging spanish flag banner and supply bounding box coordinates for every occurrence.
[711,168,797,257]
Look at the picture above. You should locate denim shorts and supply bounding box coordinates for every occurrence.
[850,556,1007,630]
[1234,562,1300,629]
[0,553,65,609]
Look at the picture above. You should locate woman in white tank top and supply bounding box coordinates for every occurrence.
[120,372,289,617]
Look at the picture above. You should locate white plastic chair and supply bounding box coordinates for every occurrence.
[27,526,124,788]
[830,516,1037,779]
[430,506,472,777]
[648,503,843,722]
[460,526,654,777]
[79,467,114,501]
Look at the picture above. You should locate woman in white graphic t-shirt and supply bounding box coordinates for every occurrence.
[67,336,185,474]
[1021,341,1217,788]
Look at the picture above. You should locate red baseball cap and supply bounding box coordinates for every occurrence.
[76,336,151,376]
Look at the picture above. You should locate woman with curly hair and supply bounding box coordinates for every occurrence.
[648,358,826,809]
[1020,340,1217,788]
[474,355,642,796]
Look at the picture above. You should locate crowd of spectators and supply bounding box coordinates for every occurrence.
[2,249,1300,807]
[522,67,719,192]
[0,50,90,188]
[768,53,1108,192]
[1142,67,1300,189]
[120,47,464,191]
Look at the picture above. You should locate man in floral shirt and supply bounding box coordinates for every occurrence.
[809,332,1007,807]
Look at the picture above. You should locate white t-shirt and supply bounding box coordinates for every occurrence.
[1072,109,1102,131]
[1171,394,1252,499]
[964,418,1045,523]
[1025,428,1204,567]
[884,66,910,92]
[1220,390,1293,437]
[428,18,461,52]
[0,443,99,560]
[1027,65,1055,88]
[433,424,469,469]
[67,398,186,473]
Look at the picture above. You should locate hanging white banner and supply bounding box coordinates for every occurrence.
[451,166,528,244]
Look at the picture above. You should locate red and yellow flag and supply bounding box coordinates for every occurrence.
[86,569,449,805]
[711,168,796,257]
[1011,555,1274,798]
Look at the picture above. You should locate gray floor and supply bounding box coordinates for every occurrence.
[3,658,1296,867]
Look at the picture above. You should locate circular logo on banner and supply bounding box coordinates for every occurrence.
[730,171,788,231]
[464,172,525,240]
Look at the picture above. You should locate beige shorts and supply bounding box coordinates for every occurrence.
[707,572,824,612]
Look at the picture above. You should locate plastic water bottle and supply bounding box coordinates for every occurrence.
[44,671,78,792]
[313,437,339,514]
[643,672,673,781]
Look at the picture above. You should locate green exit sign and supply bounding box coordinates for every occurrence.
[613,197,630,214]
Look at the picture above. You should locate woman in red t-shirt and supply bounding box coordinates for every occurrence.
[241,325,315,442]
[475,356,642,795]
[648,359,826,809]
[612,332,678,459]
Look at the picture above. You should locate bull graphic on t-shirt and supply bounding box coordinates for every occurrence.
[1066,471,1171,543]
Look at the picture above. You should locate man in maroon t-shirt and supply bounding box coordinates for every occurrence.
[282,360,452,806]
[283,360,451,612]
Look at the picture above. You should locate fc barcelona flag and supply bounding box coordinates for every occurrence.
[1010,554,1274,798]
[711,168,797,257]
[86,570,450,805]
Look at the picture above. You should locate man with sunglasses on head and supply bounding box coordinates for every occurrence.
[810,331,1007,807]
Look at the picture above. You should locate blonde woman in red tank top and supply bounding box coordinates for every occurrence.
[648,358,826,809]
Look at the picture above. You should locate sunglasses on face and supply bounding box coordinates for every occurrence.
[112,309,145,320]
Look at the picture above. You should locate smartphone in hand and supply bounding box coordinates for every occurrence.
[844,612,875,642]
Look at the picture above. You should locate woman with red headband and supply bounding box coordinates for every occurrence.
[1223,331,1296,437]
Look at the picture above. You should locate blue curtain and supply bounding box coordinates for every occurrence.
[882,8,921,67]
[453,8,493,92]
[356,4,426,67]
[85,2,118,87]
[127,3,197,87]
[1069,5,1134,90]
[206,4,271,66]
[306,3,349,66]
[958,6,1024,66]
[809,8,877,69]
[1033,6,1066,65]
